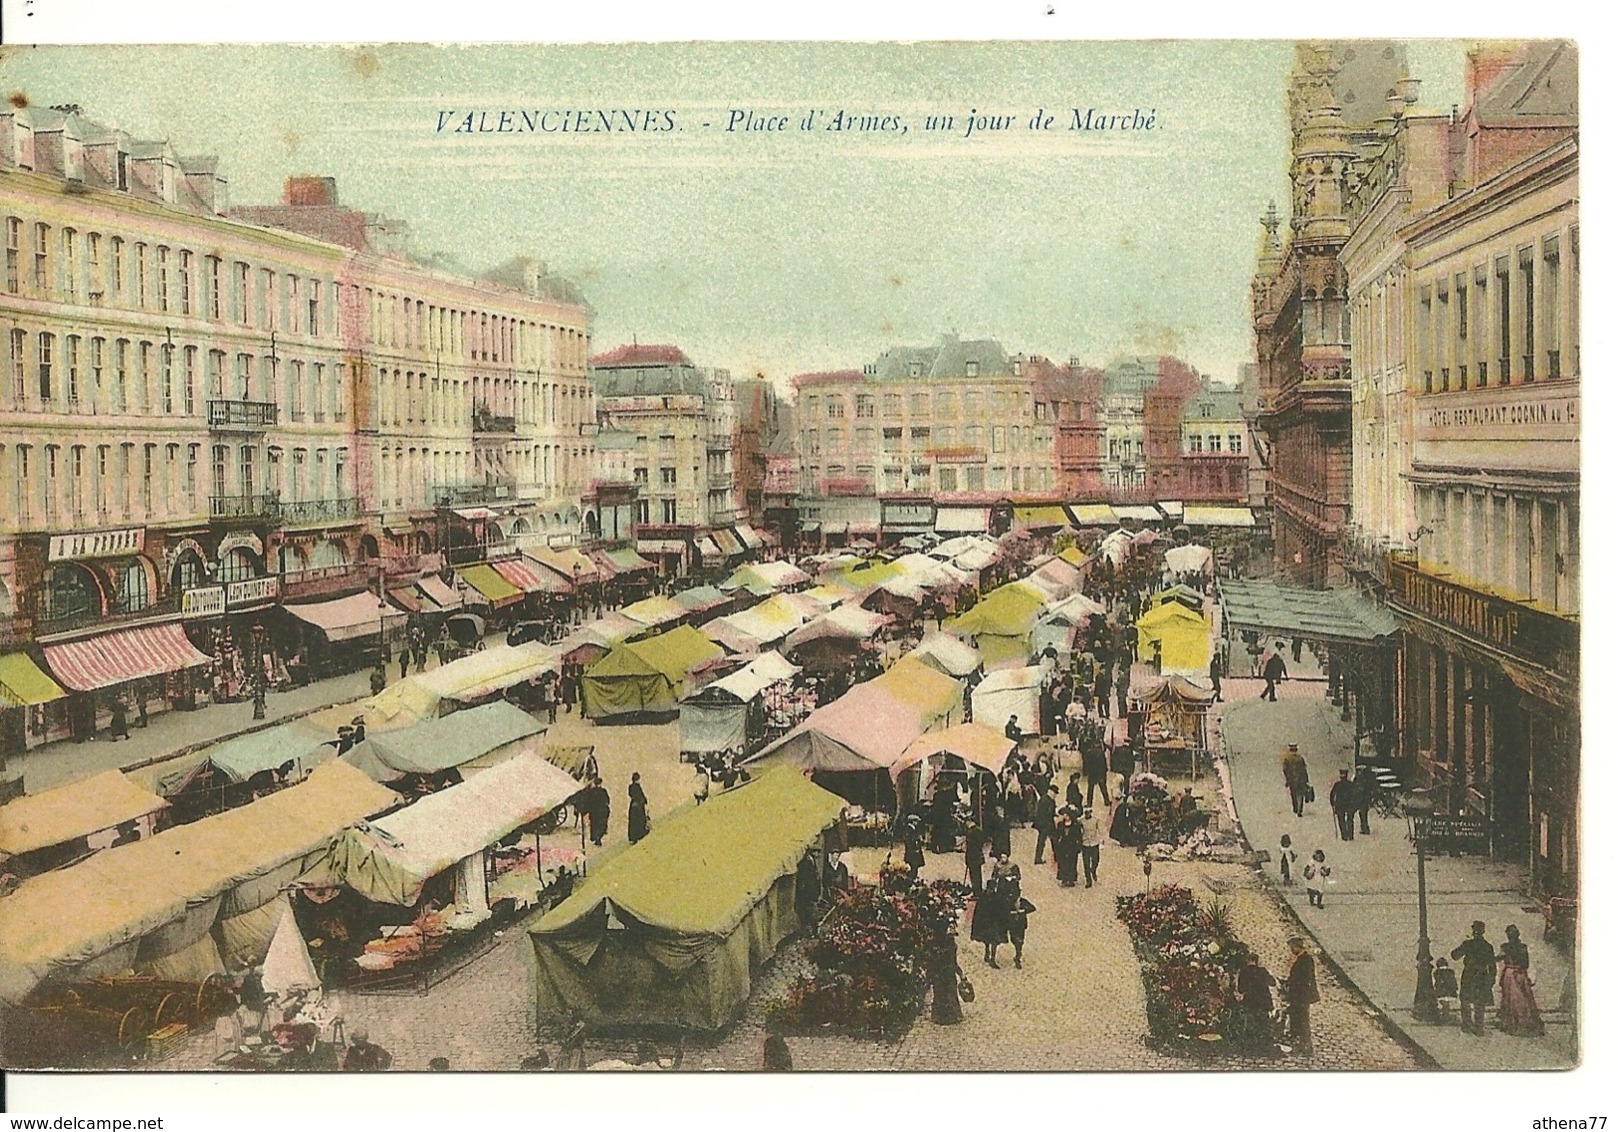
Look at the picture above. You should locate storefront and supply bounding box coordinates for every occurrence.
[281,591,409,677]
[1388,556,1578,896]
[0,652,66,763]
[182,576,286,700]
[38,622,215,742]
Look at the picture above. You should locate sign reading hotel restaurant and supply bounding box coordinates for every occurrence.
[1387,557,1577,677]
[182,586,227,619]
[48,528,145,562]
[227,576,280,608]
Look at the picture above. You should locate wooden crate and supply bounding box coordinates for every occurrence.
[145,1022,190,1061]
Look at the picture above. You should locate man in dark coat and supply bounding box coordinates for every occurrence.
[1261,648,1288,701]
[970,862,1009,967]
[794,851,821,931]
[1111,741,1136,790]
[1237,954,1276,1022]
[1328,769,1357,841]
[1209,647,1224,702]
[1033,787,1057,866]
[1450,921,1497,1034]
[1082,742,1111,808]
[627,773,650,844]
[585,778,610,846]
[1353,764,1378,834]
[1281,743,1310,817]
[1094,665,1112,719]
[963,821,987,897]
[1283,937,1319,1056]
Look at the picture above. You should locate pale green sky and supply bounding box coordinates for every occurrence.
[1,41,1466,388]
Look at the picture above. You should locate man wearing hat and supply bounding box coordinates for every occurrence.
[1283,936,1319,1056]
[1281,743,1311,817]
[1450,921,1497,1035]
[1329,768,1357,841]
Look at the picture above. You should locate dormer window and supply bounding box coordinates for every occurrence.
[965,361,979,378]
[116,152,128,190]
[909,360,922,377]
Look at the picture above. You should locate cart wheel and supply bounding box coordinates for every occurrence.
[117,1004,151,1049]
[152,991,181,1029]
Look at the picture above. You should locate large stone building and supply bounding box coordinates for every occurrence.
[1252,42,1414,587]
[1172,379,1250,504]
[587,344,743,575]
[0,105,591,753]
[1321,40,1579,893]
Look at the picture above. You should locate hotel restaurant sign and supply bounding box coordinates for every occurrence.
[182,577,281,619]
[1387,557,1577,678]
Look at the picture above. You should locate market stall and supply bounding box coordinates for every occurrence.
[1127,675,1215,777]
[702,595,811,655]
[1163,543,1213,580]
[907,630,981,679]
[943,581,1046,669]
[281,592,409,677]
[887,722,1016,817]
[0,770,168,878]
[339,699,544,785]
[529,768,846,1031]
[304,750,581,986]
[780,605,888,670]
[968,665,1044,736]
[1133,601,1212,677]
[719,560,811,598]
[581,625,725,721]
[157,718,336,824]
[678,651,800,760]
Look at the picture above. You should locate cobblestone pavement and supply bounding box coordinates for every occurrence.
[1217,678,1577,1070]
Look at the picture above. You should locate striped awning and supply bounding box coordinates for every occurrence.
[388,587,427,614]
[712,529,745,557]
[0,652,66,708]
[734,524,765,550]
[492,556,568,595]
[416,575,464,612]
[458,565,524,608]
[41,623,212,693]
[697,535,725,563]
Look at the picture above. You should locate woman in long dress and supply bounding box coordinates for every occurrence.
[1496,924,1545,1036]
[1052,807,1081,887]
[627,773,650,844]
[928,932,964,1025]
[969,872,1008,967]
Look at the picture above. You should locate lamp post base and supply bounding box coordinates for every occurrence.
[1413,936,1440,1023]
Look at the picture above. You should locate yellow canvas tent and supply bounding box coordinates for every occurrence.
[0,770,167,858]
[582,625,724,719]
[0,761,397,1005]
[944,582,1047,669]
[1134,601,1212,676]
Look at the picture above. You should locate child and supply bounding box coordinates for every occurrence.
[1278,833,1298,886]
[1433,957,1460,1022]
[1303,848,1330,908]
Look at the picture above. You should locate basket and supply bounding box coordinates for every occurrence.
[146,1021,190,1061]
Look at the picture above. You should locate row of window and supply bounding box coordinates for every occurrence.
[4,216,332,334]
[802,424,1055,457]
[1185,433,1245,454]
[363,285,589,371]
[1415,485,1577,615]
[806,463,1055,493]
[1415,227,1578,394]
[2,215,592,369]
[803,387,1043,422]
[377,367,590,432]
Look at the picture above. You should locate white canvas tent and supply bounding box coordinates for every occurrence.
[1164,544,1214,576]
[907,631,981,678]
[969,665,1044,735]
[261,906,320,997]
[679,652,800,756]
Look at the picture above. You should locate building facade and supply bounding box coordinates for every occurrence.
[0,106,591,752]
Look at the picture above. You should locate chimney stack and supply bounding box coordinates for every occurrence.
[284,175,339,207]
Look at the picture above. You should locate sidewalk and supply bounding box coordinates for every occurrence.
[1217,676,1577,1070]
[8,668,376,795]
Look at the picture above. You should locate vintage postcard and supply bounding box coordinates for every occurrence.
[0,36,1580,1088]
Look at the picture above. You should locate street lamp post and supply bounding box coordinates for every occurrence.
[1406,792,1439,1022]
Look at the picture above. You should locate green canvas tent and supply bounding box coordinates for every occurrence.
[528,767,845,1030]
[339,700,544,782]
[581,624,724,719]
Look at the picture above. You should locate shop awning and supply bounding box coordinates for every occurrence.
[935,507,989,533]
[697,535,726,563]
[284,592,410,643]
[41,623,212,693]
[457,564,524,609]
[387,587,427,614]
[1216,578,1401,644]
[452,507,498,521]
[1066,503,1119,527]
[600,547,657,575]
[1114,505,1164,522]
[492,556,568,595]
[1014,505,1070,529]
[711,529,746,558]
[1183,505,1256,528]
[417,575,464,612]
[528,546,599,584]
[0,652,66,708]
[734,523,766,550]
[322,751,581,907]
[635,539,687,557]
[0,770,168,857]
[1158,501,1185,520]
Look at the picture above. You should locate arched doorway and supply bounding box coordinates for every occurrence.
[509,516,531,536]
[358,534,379,562]
[111,558,154,614]
[278,543,310,576]
[170,549,207,595]
[218,547,261,584]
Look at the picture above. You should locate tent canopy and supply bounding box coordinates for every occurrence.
[751,684,928,772]
[781,605,887,654]
[1042,592,1106,626]
[688,651,799,704]
[0,770,168,857]
[945,583,1045,640]
[1153,584,1206,611]
[341,700,543,781]
[1132,674,1216,706]
[203,719,334,784]
[620,595,688,628]
[584,625,725,717]
[316,751,579,907]
[414,640,562,705]
[0,762,397,1005]
[672,586,731,614]
[891,722,1016,781]
[1134,602,1213,675]
[261,907,319,998]
[534,767,843,944]
[969,665,1044,735]
[907,631,982,678]
[1164,544,1214,575]
[720,561,810,595]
